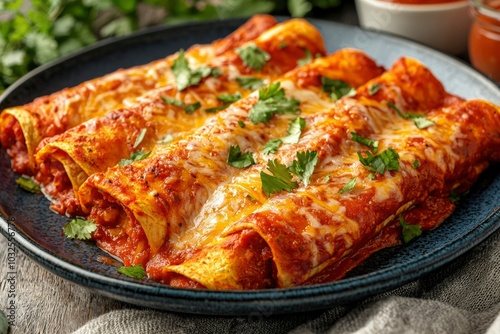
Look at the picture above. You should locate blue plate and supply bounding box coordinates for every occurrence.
[1,17,499,316]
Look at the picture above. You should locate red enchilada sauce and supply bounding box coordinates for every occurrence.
[469,0,500,82]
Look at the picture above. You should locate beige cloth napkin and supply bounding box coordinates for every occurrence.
[1,228,499,334]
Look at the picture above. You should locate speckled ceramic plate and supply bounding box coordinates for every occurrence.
[0,18,499,316]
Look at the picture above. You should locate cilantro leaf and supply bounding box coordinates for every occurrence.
[236,43,270,70]
[321,77,356,101]
[133,128,147,149]
[238,120,246,128]
[387,102,435,129]
[368,83,381,95]
[236,76,265,90]
[157,134,174,145]
[171,49,218,91]
[205,105,230,113]
[119,150,151,167]
[117,265,147,279]
[281,118,306,144]
[227,145,256,168]
[357,148,400,174]
[339,177,356,194]
[412,159,420,169]
[249,82,300,123]
[399,215,422,243]
[161,96,201,114]
[297,49,313,66]
[63,218,96,240]
[260,159,299,196]
[16,176,40,193]
[261,139,282,155]
[351,132,378,153]
[217,92,242,103]
[289,150,318,186]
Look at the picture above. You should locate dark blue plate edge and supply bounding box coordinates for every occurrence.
[0,16,498,316]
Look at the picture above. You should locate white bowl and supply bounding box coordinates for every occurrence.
[355,0,472,55]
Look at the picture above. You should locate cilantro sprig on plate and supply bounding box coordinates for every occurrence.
[171,49,220,91]
[388,101,435,129]
[236,43,270,70]
[321,77,356,101]
[63,218,97,240]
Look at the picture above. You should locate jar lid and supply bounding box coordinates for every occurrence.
[470,0,500,21]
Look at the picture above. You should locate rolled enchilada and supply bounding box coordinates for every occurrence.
[0,15,277,175]
[78,49,386,266]
[35,18,328,215]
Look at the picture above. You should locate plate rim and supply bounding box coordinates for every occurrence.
[1,16,499,315]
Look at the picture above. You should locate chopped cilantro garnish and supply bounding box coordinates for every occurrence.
[236,76,265,90]
[117,265,147,279]
[368,83,381,95]
[205,105,229,113]
[217,92,242,103]
[368,173,376,180]
[399,215,422,243]
[260,159,299,196]
[357,148,400,174]
[351,132,379,153]
[133,128,147,149]
[227,145,256,168]
[157,134,174,145]
[249,82,300,123]
[321,77,356,101]
[297,49,313,66]
[289,150,318,186]
[412,159,420,169]
[281,118,306,144]
[63,218,96,240]
[339,177,356,194]
[119,150,151,167]
[237,120,246,128]
[236,43,270,70]
[449,189,470,204]
[161,96,201,114]
[261,139,282,155]
[171,49,218,91]
[16,176,40,193]
[387,101,435,129]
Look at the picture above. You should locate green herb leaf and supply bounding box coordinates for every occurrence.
[368,173,376,180]
[119,150,151,167]
[260,159,299,196]
[412,159,420,169]
[249,82,300,123]
[297,49,313,66]
[357,148,400,174]
[399,215,422,243]
[351,132,378,153]
[16,176,40,193]
[238,120,246,128]
[157,134,174,145]
[117,265,147,279]
[236,43,270,70]
[449,189,470,204]
[387,102,435,129]
[339,177,356,194]
[161,96,201,114]
[321,77,356,101]
[236,76,265,90]
[205,105,229,113]
[368,83,381,95]
[281,118,306,144]
[227,145,256,168]
[289,150,318,186]
[217,92,242,103]
[171,49,218,91]
[63,218,97,240]
[133,128,147,149]
[261,139,282,155]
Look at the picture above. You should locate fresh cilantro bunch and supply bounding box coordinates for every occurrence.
[0,0,343,94]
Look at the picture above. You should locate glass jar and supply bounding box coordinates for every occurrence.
[468,0,500,82]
